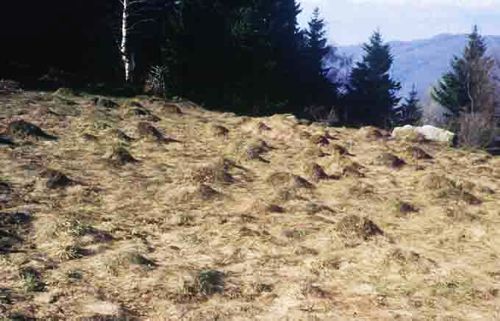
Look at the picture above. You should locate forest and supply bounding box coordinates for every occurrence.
[1,0,333,116]
[0,0,498,147]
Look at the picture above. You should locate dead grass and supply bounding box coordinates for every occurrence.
[336,214,384,241]
[373,152,406,168]
[108,146,138,166]
[420,173,483,205]
[136,122,172,142]
[267,172,314,189]
[357,126,387,141]
[6,119,58,141]
[43,169,75,189]
[0,91,499,320]
[210,124,229,137]
[190,159,236,185]
[405,145,433,160]
[302,163,338,182]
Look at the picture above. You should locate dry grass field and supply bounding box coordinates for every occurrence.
[0,90,499,320]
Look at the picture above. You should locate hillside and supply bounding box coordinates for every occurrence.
[338,34,500,100]
[0,90,499,320]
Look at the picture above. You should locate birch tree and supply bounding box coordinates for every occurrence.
[119,0,142,83]
[120,0,132,83]
[118,0,154,83]
[118,0,178,83]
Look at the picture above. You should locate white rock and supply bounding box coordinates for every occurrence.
[391,125,416,138]
[416,125,455,144]
[392,125,455,145]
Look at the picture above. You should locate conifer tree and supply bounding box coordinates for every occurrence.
[161,0,305,114]
[393,85,422,126]
[345,31,400,128]
[403,85,422,125]
[302,8,336,108]
[251,0,303,113]
[432,25,496,117]
[305,8,329,77]
[433,26,497,147]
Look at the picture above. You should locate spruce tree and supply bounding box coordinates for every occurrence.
[345,31,400,128]
[254,0,303,113]
[305,8,330,80]
[160,0,305,114]
[404,86,423,125]
[302,8,336,108]
[432,25,496,117]
[393,85,422,126]
[162,0,236,104]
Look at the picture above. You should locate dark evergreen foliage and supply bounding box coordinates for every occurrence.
[301,8,337,108]
[432,25,496,117]
[392,85,422,126]
[1,0,340,117]
[0,0,119,85]
[344,31,401,128]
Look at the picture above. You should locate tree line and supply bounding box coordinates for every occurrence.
[1,0,335,117]
[1,1,498,147]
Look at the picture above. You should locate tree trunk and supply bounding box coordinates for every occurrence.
[120,0,131,83]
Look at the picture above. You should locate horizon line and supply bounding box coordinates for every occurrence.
[332,32,500,47]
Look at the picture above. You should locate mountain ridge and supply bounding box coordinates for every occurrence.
[337,33,500,101]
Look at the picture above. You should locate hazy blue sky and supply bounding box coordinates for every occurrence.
[298,0,500,45]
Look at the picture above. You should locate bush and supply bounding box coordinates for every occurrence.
[304,105,340,125]
[145,65,168,98]
[458,112,496,149]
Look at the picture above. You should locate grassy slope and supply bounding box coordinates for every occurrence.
[0,91,499,320]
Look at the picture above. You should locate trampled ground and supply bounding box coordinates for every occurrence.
[0,90,499,320]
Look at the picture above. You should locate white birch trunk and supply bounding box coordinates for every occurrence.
[118,0,155,83]
[120,0,131,83]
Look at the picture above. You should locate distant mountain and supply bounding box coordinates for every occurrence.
[337,34,500,102]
